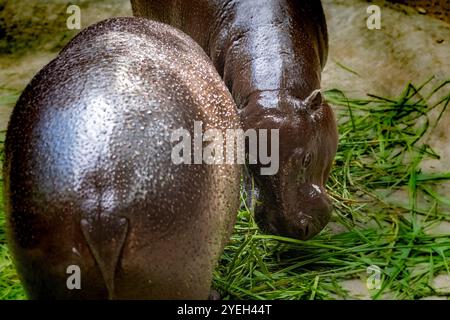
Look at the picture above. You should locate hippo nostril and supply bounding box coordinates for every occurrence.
[303,225,310,239]
[294,213,313,240]
[298,212,312,226]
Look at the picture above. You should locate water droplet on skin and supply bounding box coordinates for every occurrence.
[72,247,80,256]
[312,184,322,194]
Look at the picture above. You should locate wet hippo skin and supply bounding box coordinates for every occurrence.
[3,17,241,299]
[131,0,339,240]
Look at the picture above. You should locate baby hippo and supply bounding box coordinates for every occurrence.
[3,17,241,299]
[131,0,339,240]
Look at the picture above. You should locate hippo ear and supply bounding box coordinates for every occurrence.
[304,89,323,112]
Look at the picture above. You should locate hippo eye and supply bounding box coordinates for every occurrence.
[303,153,312,168]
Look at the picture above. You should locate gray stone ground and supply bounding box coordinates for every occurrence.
[0,0,448,299]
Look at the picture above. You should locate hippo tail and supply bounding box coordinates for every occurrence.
[80,216,129,299]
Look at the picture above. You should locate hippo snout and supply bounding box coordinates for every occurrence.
[289,197,333,240]
[291,184,333,239]
[256,183,334,240]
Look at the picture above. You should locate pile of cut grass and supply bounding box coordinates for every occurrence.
[0,79,449,300]
[213,78,450,300]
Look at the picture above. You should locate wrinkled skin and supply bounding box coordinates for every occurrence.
[131,0,339,239]
[4,18,241,299]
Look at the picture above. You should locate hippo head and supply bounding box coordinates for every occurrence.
[243,89,338,240]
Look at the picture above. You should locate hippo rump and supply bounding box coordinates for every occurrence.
[3,17,241,299]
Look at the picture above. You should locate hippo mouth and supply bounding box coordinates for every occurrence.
[254,191,333,240]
